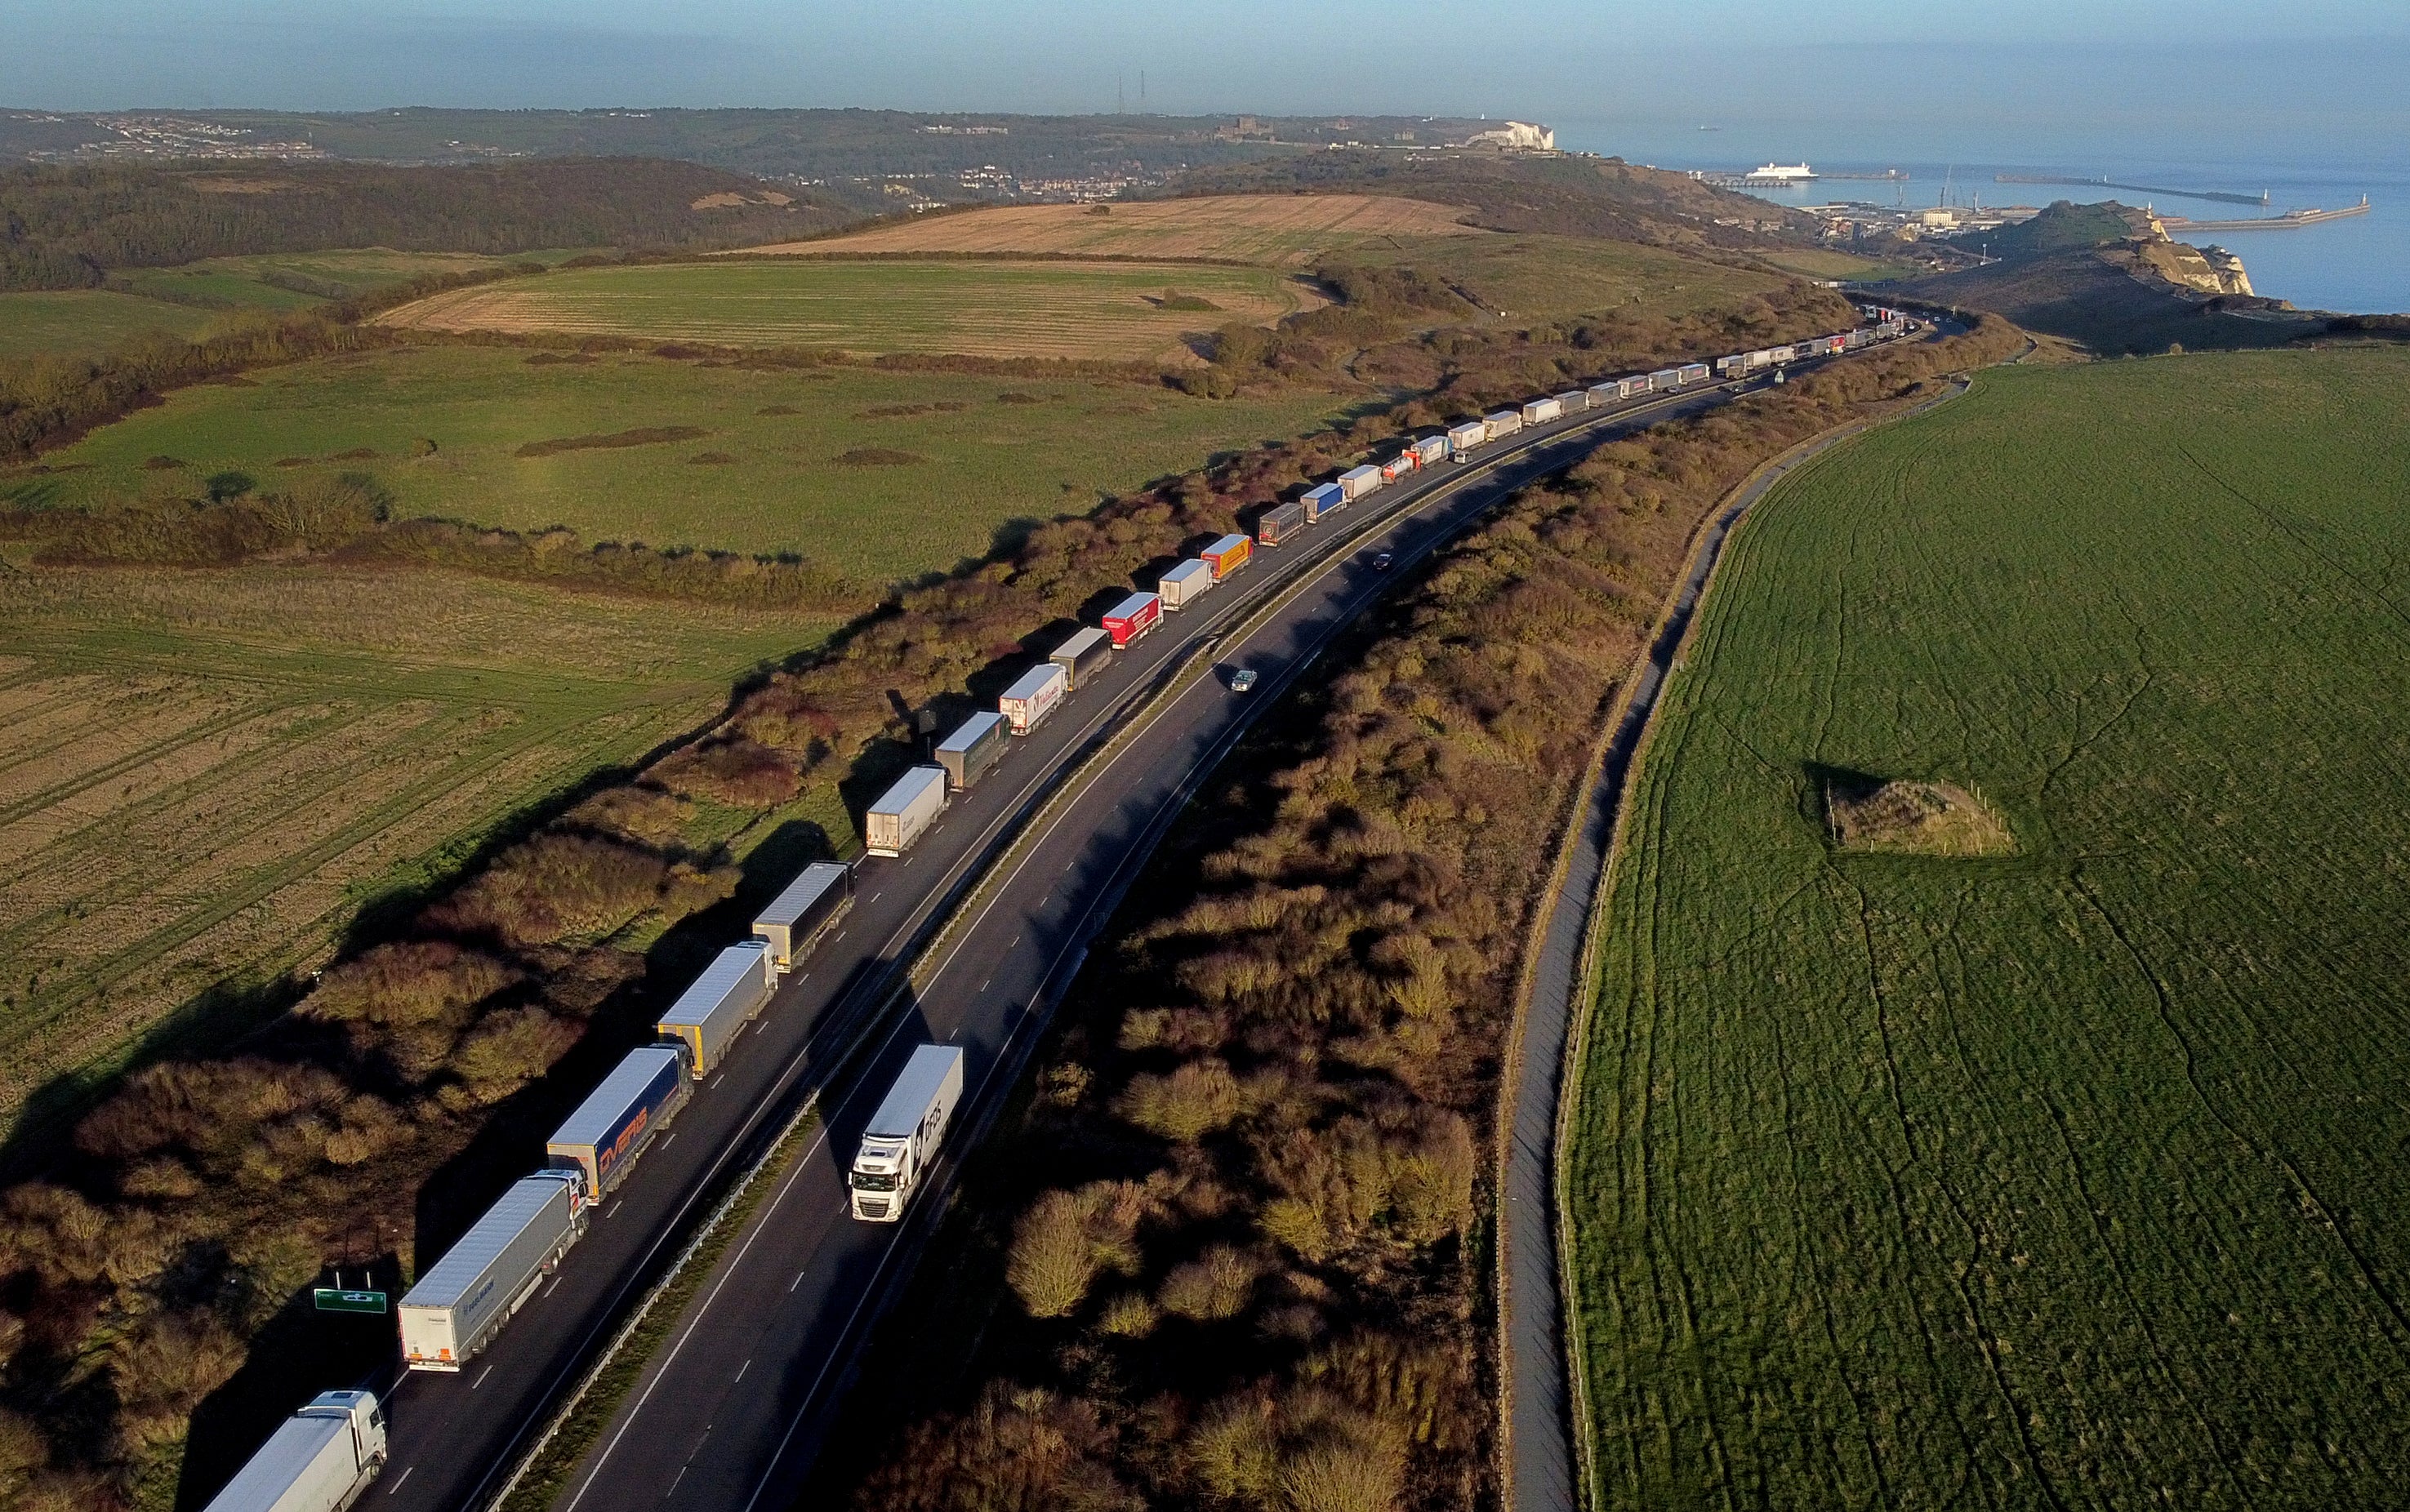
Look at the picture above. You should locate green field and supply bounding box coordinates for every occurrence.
[0,560,832,1130]
[5,348,1346,576]
[379,258,1320,362]
[0,289,229,358]
[1362,233,1792,322]
[0,251,597,361]
[112,247,593,311]
[1566,348,2410,1507]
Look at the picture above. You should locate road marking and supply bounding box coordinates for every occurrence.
[662,1132,676,1150]
[385,1467,413,1496]
[605,1199,622,1219]
[471,1364,492,1390]
[870,892,883,903]
[564,1121,835,1512]
[578,383,1782,1512]
[666,1466,686,1496]
[734,1359,751,1383]
[711,1074,724,1089]
[546,1276,564,1297]
[790,1270,806,1293]
[950,1024,963,1042]
[978,978,990,993]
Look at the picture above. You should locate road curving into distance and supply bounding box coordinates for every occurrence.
[362,341,1904,1512]
[1503,354,1975,1512]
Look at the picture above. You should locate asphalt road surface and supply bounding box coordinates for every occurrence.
[360,342,1903,1512]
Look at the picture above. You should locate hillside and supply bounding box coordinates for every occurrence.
[0,109,1496,181]
[1974,197,2146,260]
[1895,245,2319,354]
[0,158,852,291]
[1160,150,1823,250]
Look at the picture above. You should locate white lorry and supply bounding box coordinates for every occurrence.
[849,1043,966,1222]
[200,1390,386,1512]
[399,1170,586,1370]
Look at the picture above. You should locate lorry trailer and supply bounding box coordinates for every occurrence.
[1201,534,1252,580]
[656,940,775,1076]
[1648,367,1682,392]
[934,711,1007,791]
[1300,482,1344,521]
[1618,376,1650,399]
[201,1390,387,1512]
[1588,380,1621,406]
[1256,500,1308,546]
[1337,465,1383,501]
[1101,591,1161,647]
[1678,362,1711,385]
[1521,396,1563,426]
[850,1043,967,1222]
[1050,627,1112,690]
[1446,419,1487,458]
[400,1172,586,1371]
[1158,558,1214,610]
[1483,410,1524,442]
[547,1047,688,1198]
[1555,389,1590,414]
[998,662,1069,735]
[752,861,853,970]
[1379,456,1415,484]
[1410,435,1450,467]
[866,765,950,855]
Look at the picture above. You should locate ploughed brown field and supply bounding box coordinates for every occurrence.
[730,193,1487,265]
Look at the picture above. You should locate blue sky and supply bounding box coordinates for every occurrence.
[4,0,2405,154]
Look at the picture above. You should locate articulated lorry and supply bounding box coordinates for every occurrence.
[201,1390,386,1512]
[849,1043,966,1221]
[752,861,853,971]
[399,1170,587,1371]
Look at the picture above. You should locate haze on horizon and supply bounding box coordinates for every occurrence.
[5,0,2407,160]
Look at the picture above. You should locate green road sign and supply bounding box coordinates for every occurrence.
[314,1288,389,1315]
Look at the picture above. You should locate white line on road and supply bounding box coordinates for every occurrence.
[385,1467,413,1496]
[471,1365,493,1390]
[605,1199,622,1219]
[662,1132,676,1150]
[734,1359,751,1383]
[711,1074,724,1089]
[546,1276,564,1297]
[790,1270,806,1293]
[563,1121,834,1512]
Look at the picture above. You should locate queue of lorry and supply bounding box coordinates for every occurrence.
[1241,313,1911,555]
[204,307,1921,1512]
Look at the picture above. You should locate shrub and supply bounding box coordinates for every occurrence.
[1005,1182,1143,1319]
[1278,1434,1405,1512]
[1115,1058,1241,1143]
[654,738,800,807]
[429,831,673,945]
[1156,1243,1259,1322]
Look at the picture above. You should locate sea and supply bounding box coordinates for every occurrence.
[1551,121,2408,316]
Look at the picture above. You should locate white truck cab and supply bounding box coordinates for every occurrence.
[850,1045,966,1222]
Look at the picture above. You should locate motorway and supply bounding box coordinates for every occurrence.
[362,350,1883,1512]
